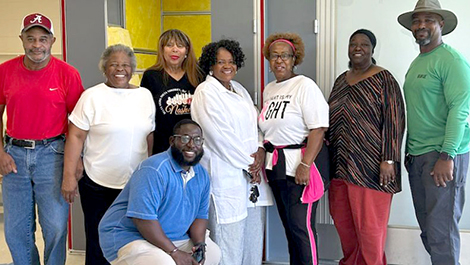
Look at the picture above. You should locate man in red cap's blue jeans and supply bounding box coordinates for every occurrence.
[398,1,470,264]
[0,13,84,264]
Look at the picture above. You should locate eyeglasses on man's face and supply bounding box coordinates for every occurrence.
[173,134,204,147]
[269,53,294,61]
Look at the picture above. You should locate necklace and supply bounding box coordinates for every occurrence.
[228,83,237,94]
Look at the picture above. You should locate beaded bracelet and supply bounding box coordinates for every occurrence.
[299,161,311,168]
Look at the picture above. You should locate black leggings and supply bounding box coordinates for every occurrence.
[267,172,319,265]
[79,172,122,265]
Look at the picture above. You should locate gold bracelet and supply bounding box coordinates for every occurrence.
[299,161,311,168]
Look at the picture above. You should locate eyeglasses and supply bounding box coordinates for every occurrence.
[269,53,294,61]
[173,135,204,147]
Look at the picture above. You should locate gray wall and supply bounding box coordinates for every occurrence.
[65,0,108,251]
[265,0,317,83]
[65,0,107,89]
[211,0,256,98]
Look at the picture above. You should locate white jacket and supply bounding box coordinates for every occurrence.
[191,75,273,224]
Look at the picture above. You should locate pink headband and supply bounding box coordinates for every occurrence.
[269,39,296,53]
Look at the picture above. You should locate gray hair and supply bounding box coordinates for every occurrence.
[98,44,137,73]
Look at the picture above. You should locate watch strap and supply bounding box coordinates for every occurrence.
[439,152,454,161]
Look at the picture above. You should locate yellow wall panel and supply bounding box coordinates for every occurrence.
[163,15,211,58]
[106,26,140,85]
[126,0,161,51]
[107,26,134,47]
[136,53,157,83]
[136,53,157,70]
[163,0,210,12]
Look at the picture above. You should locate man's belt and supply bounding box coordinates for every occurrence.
[5,135,64,149]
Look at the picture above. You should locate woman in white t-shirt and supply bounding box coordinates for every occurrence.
[259,33,329,265]
[191,39,273,265]
[61,44,156,265]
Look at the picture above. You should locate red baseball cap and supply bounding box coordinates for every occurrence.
[20,13,54,35]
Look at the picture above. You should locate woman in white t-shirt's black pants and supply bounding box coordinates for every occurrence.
[259,33,329,265]
[61,44,156,265]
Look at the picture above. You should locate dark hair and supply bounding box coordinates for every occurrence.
[147,29,203,87]
[198,39,245,76]
[263,32,305,66]
[348,29,377,68]
[173,119,202,135]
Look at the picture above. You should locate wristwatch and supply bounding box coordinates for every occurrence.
[439,152,454,161]
[385,160,394,165]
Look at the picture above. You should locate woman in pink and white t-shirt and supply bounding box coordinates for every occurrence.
[259,32,329,265]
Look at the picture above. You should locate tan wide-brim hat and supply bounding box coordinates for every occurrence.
[398,0,457,35]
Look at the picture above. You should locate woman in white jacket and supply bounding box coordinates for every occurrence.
[191,39,272,265]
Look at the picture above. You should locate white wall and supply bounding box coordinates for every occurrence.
[335,0,470,228]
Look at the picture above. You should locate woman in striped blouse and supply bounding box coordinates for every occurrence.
[327,29,405,265]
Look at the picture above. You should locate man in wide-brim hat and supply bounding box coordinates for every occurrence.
[398,1,470,265]
[398,0,457,35]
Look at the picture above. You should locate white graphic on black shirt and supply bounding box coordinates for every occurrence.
[158,88,192,115]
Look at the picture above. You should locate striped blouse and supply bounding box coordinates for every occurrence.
[328,70,405,193]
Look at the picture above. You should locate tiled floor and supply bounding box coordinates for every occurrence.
[0,205,85,265]
[0,204,336,265]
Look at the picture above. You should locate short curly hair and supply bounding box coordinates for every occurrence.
[263,32,305,66]
[199,39,245,76]
[98,44,137,74]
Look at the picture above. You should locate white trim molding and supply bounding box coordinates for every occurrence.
[315,0,335,225]
[316,1,336,99]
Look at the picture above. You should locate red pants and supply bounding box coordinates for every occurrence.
[329,179,392,265]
